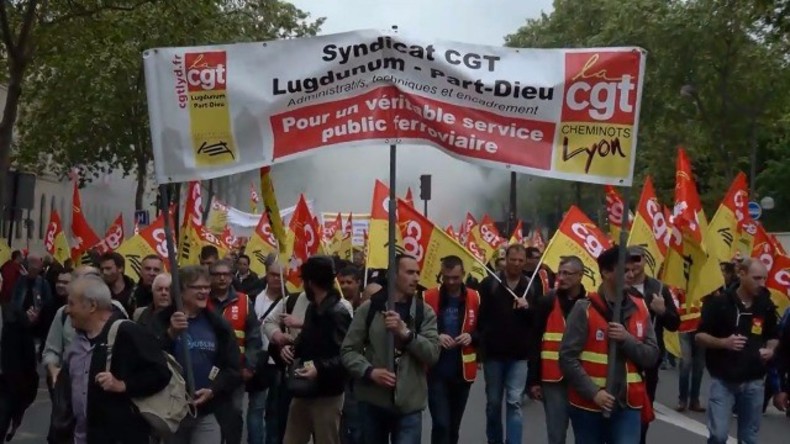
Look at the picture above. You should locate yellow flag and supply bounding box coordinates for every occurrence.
[707,172,750,263]
[542,206,612,290]
[206,198,229,233]
[260,167,288,256]
[178,222,201,266]
[367,180,403,269]
[397,198,487,288]
[626,177,668,278]
[0,240,10,265]
[44,210,72,265]
[246,213,278,277]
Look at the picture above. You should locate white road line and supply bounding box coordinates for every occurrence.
[654,402,737,444]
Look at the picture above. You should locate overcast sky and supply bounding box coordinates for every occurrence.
[267,1,554,224]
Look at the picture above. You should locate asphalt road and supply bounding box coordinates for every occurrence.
[12,365,788,443]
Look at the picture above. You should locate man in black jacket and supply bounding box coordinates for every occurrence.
[281,256,351,444]
[625,247,680,444]
[0,287,38,441]
[66,273,171,443]
[477,244,532,444]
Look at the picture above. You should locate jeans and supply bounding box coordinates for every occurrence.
[569,406,641,444]
[427,378,471,444]
[358,401,422,444]
[541,382,569,444]
[247,390,268,444]
[341,382,362,444]
[171,414,222,444]
[707,378,763,444]
[483,359,528,444]
[678,332,705,403]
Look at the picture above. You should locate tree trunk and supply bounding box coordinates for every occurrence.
[0,64,25,214]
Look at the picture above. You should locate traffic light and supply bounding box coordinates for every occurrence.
[420,174,432,201]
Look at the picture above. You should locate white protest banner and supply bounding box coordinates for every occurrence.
[144,29,646,185]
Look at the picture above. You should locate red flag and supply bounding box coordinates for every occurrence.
[93,213,125,254]
[70,182,100,260]
[673,147,704,244]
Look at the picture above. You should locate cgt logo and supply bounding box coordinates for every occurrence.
[562,51,641,124]
[185,52,227,92]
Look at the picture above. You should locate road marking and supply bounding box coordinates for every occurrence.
[654,402,737,444]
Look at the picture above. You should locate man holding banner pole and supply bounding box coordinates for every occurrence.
[559,244,659,444]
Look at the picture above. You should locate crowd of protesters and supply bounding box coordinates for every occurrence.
[0,241,788,444]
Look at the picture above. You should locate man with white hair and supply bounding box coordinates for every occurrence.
[42,267,128,392]
[66,274,170,443]
[133,273,173,333]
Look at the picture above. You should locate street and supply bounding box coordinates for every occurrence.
[13,365,787,443]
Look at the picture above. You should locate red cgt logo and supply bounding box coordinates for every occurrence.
[185,52,227,92]
[562,51,641,125]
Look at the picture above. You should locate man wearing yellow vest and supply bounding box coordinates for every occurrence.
[527,255,586,444]
[208,259,262,444]
[559,246,660,444]
[424,256,480,444]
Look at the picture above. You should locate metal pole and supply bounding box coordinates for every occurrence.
[160,184,196,398]
[603,184,631,418]
[508,171,517,234]
[6,172,18,248]
[386,143,397,372]
[749,122,758,194]
[423,199,428,218]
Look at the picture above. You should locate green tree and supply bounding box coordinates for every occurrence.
[504,0,790,229]
[0,0,161,213]
[14,0,322,210]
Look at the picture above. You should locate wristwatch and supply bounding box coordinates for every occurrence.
[402,329,415,345]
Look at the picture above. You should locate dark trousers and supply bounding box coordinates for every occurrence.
[640,366,659,444]
[215,386,243,444]
[427,379,471,444]
[0,379,12,440]
[265,371,293,444]
[341,382,362,444]
[359,402,422,444]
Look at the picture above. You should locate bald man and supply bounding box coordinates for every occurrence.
[696,259,779,444]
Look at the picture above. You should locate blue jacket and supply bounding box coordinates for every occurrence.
[11,275,52,312]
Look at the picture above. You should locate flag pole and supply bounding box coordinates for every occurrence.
[386,141,398,373]
[603,184,632,418]
[385,23,400,374]
[159,183,196,399]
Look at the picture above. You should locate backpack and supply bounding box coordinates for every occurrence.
[364,290,424,337]
[106,320,192,436]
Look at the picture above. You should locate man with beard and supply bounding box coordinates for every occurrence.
[281,256,351,444]
[131,255,163,311]
[98,252,136,315]
[528,255,587,444]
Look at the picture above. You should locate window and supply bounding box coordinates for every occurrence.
[39,194,46,239]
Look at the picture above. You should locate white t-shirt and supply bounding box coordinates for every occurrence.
[633,283,645,296]
[254,291,280,365]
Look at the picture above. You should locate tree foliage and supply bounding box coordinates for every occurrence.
[505,0,790,230]
[14,0,323,209]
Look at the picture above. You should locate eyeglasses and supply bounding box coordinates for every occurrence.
[210,272,232,277]
[557,270,580,276]
[186,285,211,292]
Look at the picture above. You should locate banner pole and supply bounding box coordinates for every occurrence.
[386,142,398,373]
[159,184,196,398]
[603,184,632,418]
